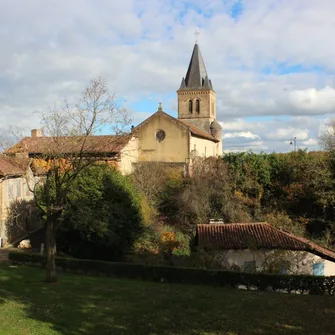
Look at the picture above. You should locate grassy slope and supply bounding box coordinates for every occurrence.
[0,265,334,335]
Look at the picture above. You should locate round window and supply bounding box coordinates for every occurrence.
[156,129,166,142]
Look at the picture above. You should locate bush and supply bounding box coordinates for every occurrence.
[8,252,335,295]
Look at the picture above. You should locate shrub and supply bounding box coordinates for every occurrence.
[8,252,335,295]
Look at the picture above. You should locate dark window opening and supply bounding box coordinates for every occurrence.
[188,100,193,113]
[196,99,200,113]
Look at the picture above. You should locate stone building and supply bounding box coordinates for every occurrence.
[0,155,42,246]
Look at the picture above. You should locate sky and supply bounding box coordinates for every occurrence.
[1,0,335,153]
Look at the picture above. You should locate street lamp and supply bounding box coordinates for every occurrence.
[290,137,297,152]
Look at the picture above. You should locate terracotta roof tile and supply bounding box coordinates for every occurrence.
[179,120,219,142]
[0,155,30,177]
[196,223,335,262]
[5,135,132,157]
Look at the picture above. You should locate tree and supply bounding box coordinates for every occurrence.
[28,78,130,282]
[173,157,252,233]
[320,119,335,153]
[58,165,144,260]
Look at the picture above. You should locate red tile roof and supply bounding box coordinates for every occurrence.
[0,155,30,177]
[196,223,335,262]
[5,135,132,157]
[179,119,219,142]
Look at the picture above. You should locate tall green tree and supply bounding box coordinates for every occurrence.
[58,165,144,260]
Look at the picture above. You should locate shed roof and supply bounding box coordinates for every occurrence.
[196,223,335,262]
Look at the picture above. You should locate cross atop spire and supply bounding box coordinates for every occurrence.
[194,30,200,43]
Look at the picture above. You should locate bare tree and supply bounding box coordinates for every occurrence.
[132,162,175,207]
[13,77,131,282]
[0,126,25,153]
[175,157,252,232]
[320,119,335,152]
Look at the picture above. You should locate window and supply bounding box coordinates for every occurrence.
[8,181,14,199]
[313,262,324,276]
[16,179,21,197]
[244,261,256,273]
[188,100,193,113]
[155,129,166,142]
[196,99,200,113]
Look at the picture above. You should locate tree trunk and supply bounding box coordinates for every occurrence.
[45,215,57,282]
[45,170,57,283]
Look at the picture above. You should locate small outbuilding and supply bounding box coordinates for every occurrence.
[195,223,335,276]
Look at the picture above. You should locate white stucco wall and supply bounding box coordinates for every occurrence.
[119,136,139,175]
[222,249,335,276]
[190,136,218,158]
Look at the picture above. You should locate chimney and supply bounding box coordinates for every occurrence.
[31,129,42,138]
[209,219,224,224]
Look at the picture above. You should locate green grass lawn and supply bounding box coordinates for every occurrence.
[0,265,334,335]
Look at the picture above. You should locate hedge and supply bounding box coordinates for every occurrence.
[8,252,335,295]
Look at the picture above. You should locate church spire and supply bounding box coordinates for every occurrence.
[179,43,213,90]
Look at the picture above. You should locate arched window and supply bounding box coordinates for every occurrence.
[188,100,193,113]
[196,99,200,113]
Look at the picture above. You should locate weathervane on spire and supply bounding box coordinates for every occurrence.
[194,30,200,43]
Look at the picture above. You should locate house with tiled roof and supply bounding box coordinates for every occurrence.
[5,130,138,175]
[0,155,42,247]
[195,223,335,276]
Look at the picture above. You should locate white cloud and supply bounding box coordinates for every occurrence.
[264,127,310,141]
[223,131,260,140]
[301,138,318,146]
[1,0,335,151]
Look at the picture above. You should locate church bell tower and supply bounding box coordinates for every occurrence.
[177,43,218,135]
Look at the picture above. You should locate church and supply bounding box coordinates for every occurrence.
[5,43,222,175]
[132,42,222,167]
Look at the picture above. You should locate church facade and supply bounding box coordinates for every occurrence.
[133,42,222,166]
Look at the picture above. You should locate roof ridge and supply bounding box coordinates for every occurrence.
[178,120,219,142]
[196,222,335,262]
[198,222,268,226]
[277,227,335,254]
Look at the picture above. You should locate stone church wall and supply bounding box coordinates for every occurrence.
[136,112,189,163]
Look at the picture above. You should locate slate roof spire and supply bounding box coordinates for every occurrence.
[179,43,213,90]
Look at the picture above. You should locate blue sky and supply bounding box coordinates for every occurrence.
[0,0,335,152]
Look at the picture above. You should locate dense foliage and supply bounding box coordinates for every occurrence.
[57,165,144,261]
[131,150,335,264]
[222,150,335,244]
